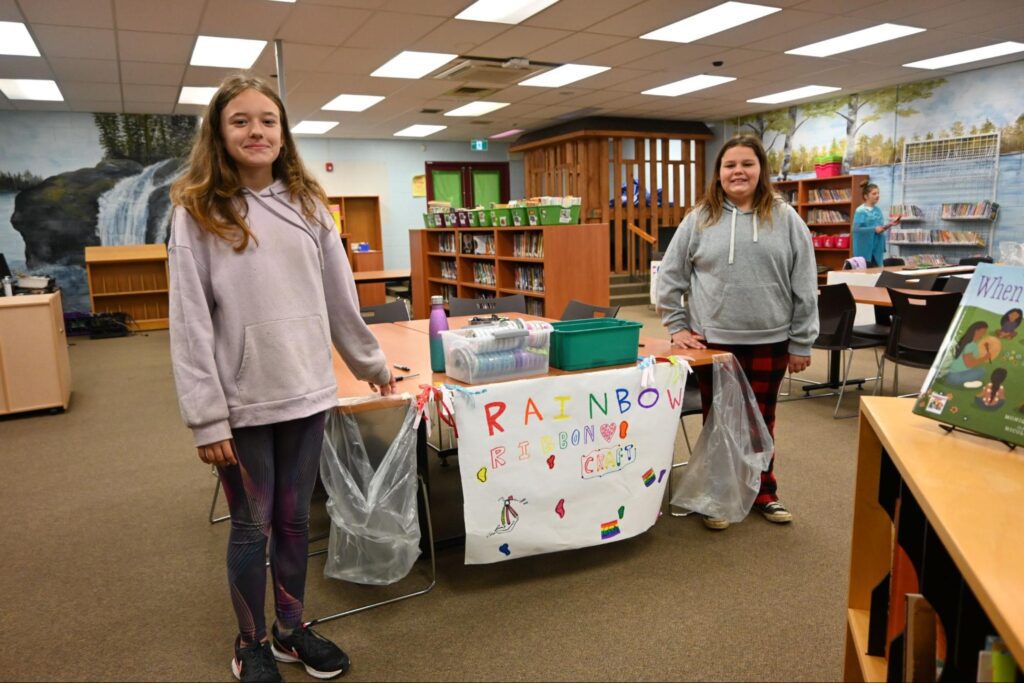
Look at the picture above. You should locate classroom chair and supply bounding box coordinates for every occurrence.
[360,300,410,324]
[853,271,938,342]
[448,294,526,317]
[560,299,620,320]
[943,276,970,293]
[880,289,963,397]
[959,256,993,266]
[882,257,906,267]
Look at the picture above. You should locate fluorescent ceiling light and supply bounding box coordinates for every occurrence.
[490,128,524,139]
[456,0,560,24]
[190,35,266,68]
[178,86,217,105]
[747,85,840,104]
[0,22,40,57]
[0,79,63,101]
[291,120,339,135]
[904,41,1024,69]
[643,74,735,97]
[268,0,296,3]
[445,101,510,117]
[372,51,457,79]
[786,23,924,57]
[394,124,447,137]
[519,64,610,88]
[322,94,385,112]
[641,2,781,43]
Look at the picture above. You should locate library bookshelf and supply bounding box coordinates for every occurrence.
[846,397,1023,682]
[84,244,169,331]
[408,223,609,320]
[775,174,867,278]
[326,196,382,254]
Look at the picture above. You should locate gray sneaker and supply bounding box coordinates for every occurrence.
[701,515,730,530]
[755,501,793,524]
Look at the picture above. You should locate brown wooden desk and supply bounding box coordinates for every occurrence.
[849,285,948,307]
[352,268,411,284]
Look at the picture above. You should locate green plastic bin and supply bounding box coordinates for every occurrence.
[490,208,512,227]
[535,205,581,225]
[466,209,478,227]
[509,207,528,226]
[549,318,642,370]
[475,209,491,227]
[423,213,435,228]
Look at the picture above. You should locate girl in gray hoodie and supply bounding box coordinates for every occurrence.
[168,75,394,682]
[657,135,819,531]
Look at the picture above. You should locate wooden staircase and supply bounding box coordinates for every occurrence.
[610,273,651,309]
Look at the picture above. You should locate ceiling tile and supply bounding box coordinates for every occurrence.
[585,0,712,38]
[120,61,186,85]
[33,25,117,59]
[123,100,174,114]
[117,31,194,64]
[198,0,292,39]
[121,83,177,103]
[182,65,250,87]
[113,0,205,33]
[523,0,647,31]
[317,46,404,75]
[410,19,506,55]
[790,0,886,12]
[276,4,374,46]
[0,55,55,79]
[11,100,69,111]
[469,26,573,60]
[48,57,119,83]
[20,0,114,28]
[697,10,835,50]
[67,100,123,113]
[528,32,628,64]
[343,11,446,49]
[843,0,966,21]
[744,15,872,52]
[621,43,730,72]
[0,0,23,21]
[577,39,673,68]
[59,81,123,100]
[382,0,464,13]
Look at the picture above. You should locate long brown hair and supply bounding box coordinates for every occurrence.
[695,134,778,228]
[170,74,329,251]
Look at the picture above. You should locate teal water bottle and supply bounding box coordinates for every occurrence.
[428,295,449,372]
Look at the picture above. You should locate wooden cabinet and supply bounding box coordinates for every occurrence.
[85,244,169,331]
[0,292,71,415]
[408,224,609,319]
[326,195,382,252]
[775,174,867,277]
[846,397,1023,681]
[351,250,385,306]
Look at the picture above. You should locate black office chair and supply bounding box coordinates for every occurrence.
[882,257,906,267]
[942,276,970,294]
[853,271,938,341]
[560,299,620,320]
[959,256,993,266]
[801,284,884,418]
[448,294,527,317]
[880,289,963,396]
[360,300,410,324]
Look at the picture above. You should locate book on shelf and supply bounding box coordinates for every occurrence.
[914,263,1024,446]
[807,188,851,202]
[513,265,544,292]
[461,233,495,255]
[525,298,544,316]
[438,234,457,253]
[890,229,985,246]
[807,208,850,223]
[440,259,457,281]
[472,262,496,286]
[941,200,997,219]
[512,232,544,258]
[890,204,924,219]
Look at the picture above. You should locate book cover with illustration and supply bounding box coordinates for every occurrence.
[914,264,1024,445]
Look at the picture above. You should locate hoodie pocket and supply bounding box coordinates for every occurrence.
[235,316,333,404]
[717,283,791,332]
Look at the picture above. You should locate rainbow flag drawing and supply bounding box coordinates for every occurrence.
[600,520,621,540]
[642,468,656,487]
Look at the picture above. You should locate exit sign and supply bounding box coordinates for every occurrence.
[470,139,488,151]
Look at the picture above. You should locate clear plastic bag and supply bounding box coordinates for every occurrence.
[320,400,421,585]
[671,354,774,523]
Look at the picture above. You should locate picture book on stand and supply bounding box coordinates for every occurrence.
[914,263,1024,445]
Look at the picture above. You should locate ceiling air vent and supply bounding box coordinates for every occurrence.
[444,85,497,98]
[420,108,442,114]
[432,57,548,86]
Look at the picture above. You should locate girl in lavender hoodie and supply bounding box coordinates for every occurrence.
[168,75,395,682]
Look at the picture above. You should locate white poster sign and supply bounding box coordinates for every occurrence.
[650,259,661,305]
[449,362,686,564]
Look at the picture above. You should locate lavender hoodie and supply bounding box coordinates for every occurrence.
[168,180,390,447]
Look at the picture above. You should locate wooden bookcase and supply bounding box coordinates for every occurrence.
[408,223,609,320]
[0,292,71,415]
[775,174,867,278]
[846,397,1023,682]
[326,195,382,252]
[84,244,169,331]
[351,250,385,306]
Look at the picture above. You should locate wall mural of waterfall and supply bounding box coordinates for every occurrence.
[0,111,197,313]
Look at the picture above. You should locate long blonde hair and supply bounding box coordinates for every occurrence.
[170,74,329,251]
[695,134,778,229]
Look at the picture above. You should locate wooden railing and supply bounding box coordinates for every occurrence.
[626,223,657,281]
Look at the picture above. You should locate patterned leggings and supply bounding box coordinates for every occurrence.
[218,411,326,643]
[696,341,790,505]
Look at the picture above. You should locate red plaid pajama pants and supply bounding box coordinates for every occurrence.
[695,340,790,505]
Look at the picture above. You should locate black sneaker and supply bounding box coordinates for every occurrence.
[272,622,350,679]
[232,637,283,683]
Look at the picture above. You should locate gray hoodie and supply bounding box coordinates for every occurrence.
[656,199,819,356]
[168,180,390,447]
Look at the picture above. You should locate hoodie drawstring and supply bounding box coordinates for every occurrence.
[246,188,326,271]
[727,207,758,266]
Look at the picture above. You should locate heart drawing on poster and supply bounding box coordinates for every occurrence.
[599,423,617,442]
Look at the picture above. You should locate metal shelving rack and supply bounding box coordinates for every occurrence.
[894,133,1000,264]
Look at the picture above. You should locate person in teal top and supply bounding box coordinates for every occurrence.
[852,181,900,266]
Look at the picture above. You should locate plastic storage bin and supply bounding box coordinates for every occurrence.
[490,208,512,227]
[475,209,491,227]
[528,205,581,225]
[441,320,551,384]
[814,162,842,178]
[549,318,642,371]
[509,207,528,226]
